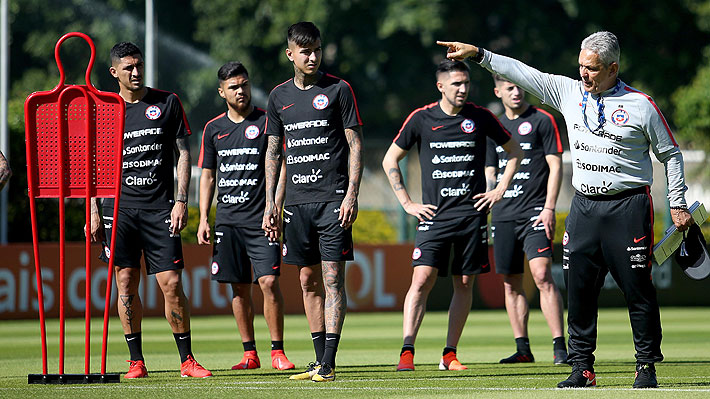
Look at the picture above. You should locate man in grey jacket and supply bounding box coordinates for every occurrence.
[438,32,693,389]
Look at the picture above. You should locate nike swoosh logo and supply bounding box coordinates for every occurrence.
[431,125,444,131]
[342,248,350,255]
[174,259,182,264]
[282,103,295,110]
[326,337,336,340]
[272,266,279,270]
[537,247,550,253]
[217,133,230,139]
[633,236,646,243]
[126,337,137,341]
[178,336,188,340]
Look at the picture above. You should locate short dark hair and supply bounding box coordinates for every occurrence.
[435,59,470,79]
[217,61,249,82]
[287,22,321,47]
[492,73,511,85]
[110,42,142,62]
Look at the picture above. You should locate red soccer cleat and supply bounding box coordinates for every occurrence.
[440,351,468,371]
[397,350,415,371]
[232,350,261,370]
[124,359,148,379]
[181,354,212,378]
[271,349,295,370]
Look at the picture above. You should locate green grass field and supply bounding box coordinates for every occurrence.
[2,308,710,398]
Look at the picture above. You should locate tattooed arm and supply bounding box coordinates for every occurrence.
[381,142,437,222]
[338,126,363,229]
[262,135,283,239]
[171,136,191,235]
[0,150,11,191]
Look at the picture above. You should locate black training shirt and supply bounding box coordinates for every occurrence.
[199,108,268,227]
[105,88,191,210]
[486,106,562,221]
[266,73,362,206]
[394,101,511,219]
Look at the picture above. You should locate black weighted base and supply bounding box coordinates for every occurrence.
[28,373,120,384]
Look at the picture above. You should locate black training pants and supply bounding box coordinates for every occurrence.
[563,187,663,367]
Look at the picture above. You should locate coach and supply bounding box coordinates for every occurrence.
[438,32,693,389]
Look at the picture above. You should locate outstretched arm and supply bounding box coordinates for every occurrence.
[382,143,437,222]
[339,126,363,229]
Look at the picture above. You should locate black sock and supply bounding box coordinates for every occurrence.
[125,332,143,361]
[243,340,256,352]
[443,346,457,356]
[311,331,326,363]
[553,336,566,352]
[173,331,192,363]
[271,340,284,351]
[401,344,415,355]
[321,333,340,368]
[515,337,532,355]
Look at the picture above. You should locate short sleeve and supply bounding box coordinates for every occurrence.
[393,110,421,151]
[265,90,284,137]
[485,138,499,168]
[482,109,511,146]
[170,93,191,139]
[338,80,363,129]
[536,109,563,155]
[198,121,217,169]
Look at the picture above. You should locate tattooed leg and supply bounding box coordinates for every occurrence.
[321,261,347,334]
[156,270,191,333]
[115,266,143,334]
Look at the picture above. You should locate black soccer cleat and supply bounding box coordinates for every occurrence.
[633,363,658,388]
[557,364,596,388]
[499,351,534,364]
[553,349,570,365]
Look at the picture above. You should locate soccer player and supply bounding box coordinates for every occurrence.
[197,61,294,371]
[382,60,523,372]
[262,22,364,382]
[485,74,568,365]
[439,32,694,388]
[88,42,211,379]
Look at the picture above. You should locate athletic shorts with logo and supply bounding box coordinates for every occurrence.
[102,207,184,274]
[412,214,490,277]
[282,202,354,266]
[492,214,553,275]
[210,224,281,284]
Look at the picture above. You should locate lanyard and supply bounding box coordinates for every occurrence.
[581,80,621,133]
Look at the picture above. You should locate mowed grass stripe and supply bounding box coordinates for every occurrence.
[1,307,710,398]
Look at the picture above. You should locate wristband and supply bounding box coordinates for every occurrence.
[175,199,187,205]
[470,48,485,64]
[544,207,555,212]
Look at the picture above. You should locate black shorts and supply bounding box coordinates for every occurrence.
[102,207,184,275]
[492,216,552,275]
[282,202,354,266]
[210,225,281,284]
[412,214,490,277]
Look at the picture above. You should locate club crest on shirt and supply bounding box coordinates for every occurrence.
[282,243,288,257]
[412,247,422,260]
[611,109,629,126]
[518,121,533,135]
[145,105,162,120]
[460,119,475,133]
[312,94,329,110]
[211,261,219,275]
[563,231,570,245]
[245,125,260,139]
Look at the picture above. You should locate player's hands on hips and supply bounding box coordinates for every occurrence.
[339,194,359,229]
[533,208,556,241]
[436,41,478,61]
[403,201,437,222]
[197,219,210,245]
[262,203,281,242]
[170,201,188,235]
[84,211,105,243]
[473,188,503,212]
[671,208,694,232]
